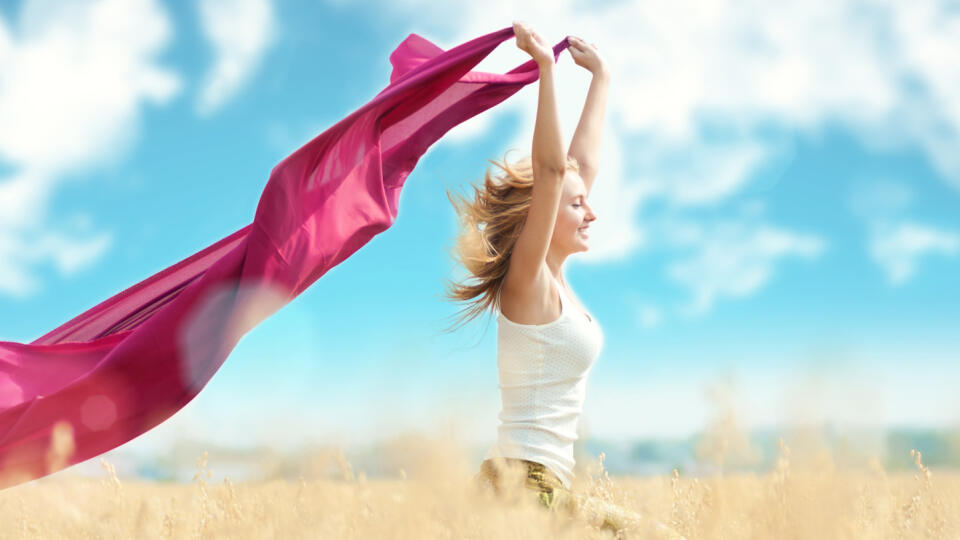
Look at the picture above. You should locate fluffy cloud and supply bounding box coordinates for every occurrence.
[195,0,276,116]
[890,2,960,189]
[632,137,773,207]
[849,180,960,284]
[666,220,825,316]
[0,0,179,173]
[0,0,180,296]
[397,0,960,187]
[869,221,960,285]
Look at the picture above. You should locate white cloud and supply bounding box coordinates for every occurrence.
[384,0,960,226]
[0,227,113,298]
[0,171,113,297]
[0,0,180,296]
[0,0,179,172]
[889,1,960,190]
[849,180,960,283]
[636,137,771,207]
[666,221,825,316]
[0,171,51,229]
[195,0,276,116]
[870,221,960,285]
[390,0,960,162]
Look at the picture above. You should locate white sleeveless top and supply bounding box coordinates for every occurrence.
[485,272,604,489]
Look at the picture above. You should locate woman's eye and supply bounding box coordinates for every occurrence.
[572,204,581,208]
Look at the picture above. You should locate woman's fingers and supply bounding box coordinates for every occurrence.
[514,25,530,49]
[513,20,531,37]
[512,22,555,63]
[515,21,543,44]
[514,22,534,47]
[570,36,596,50]
[566,36,606,73]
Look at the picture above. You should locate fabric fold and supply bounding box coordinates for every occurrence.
[0,26,570,489]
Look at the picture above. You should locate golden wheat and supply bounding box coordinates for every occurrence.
[1,430,958,539]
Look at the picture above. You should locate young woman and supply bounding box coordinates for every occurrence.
[443,22,685,539]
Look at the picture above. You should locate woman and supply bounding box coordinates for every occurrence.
[443,22,685,539]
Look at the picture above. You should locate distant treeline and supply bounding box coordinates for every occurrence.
[581,426,960,476]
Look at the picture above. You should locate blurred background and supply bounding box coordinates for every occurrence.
[1,0,958,483]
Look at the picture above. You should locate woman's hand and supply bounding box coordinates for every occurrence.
[567,36,608,76]
[513,21,554,66]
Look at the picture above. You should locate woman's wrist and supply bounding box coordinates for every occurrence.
[591,64,610,81]
[536,57,556,71]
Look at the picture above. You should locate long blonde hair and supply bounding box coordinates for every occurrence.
[440,150,580,334]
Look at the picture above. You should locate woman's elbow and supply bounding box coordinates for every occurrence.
[533,160,568,177]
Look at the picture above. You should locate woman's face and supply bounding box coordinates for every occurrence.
[552,170,597,254]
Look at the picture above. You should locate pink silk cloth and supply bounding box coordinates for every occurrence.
[0,26,571,488]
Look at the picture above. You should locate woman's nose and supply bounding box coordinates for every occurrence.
[586,206,597,222]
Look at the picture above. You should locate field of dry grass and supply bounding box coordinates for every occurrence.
[2,433,959,539]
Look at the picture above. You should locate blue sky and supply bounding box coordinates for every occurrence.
[1,0,959,463]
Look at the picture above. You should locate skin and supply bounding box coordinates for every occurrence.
[547,170,597,265]
[501,22,608,324]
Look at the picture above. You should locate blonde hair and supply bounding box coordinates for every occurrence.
[440,150,580,334]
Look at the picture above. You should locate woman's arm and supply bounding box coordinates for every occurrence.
[566,36,610,193]
[507,22,567,286]
[532,60,566,172]
[514,22,565,172]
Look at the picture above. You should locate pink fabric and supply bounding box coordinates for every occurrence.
[0,26,570,488]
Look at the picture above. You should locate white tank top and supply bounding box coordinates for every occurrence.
[485,272,604,489]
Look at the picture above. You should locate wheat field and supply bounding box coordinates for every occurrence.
[1,432,958,540]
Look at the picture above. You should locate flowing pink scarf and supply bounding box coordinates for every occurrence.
[0,26,570,488]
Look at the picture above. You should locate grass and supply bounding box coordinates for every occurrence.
[2,432,959,539]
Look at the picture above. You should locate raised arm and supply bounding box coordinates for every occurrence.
[566,36,610,195]
[508,21,566,286]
